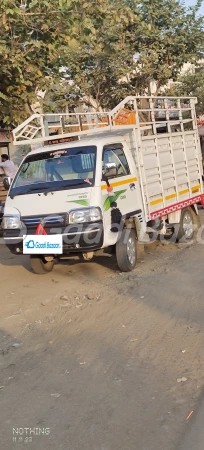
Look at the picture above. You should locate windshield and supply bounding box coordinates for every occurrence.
[10,146,96,197]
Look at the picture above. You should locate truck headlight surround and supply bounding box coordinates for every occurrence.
[2,215,22,230]
[69,207,102,224]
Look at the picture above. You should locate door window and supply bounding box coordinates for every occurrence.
[102,144,130,177]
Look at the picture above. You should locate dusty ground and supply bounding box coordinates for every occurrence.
[1,214,204,450]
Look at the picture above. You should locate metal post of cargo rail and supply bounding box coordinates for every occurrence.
[144,98,156,211]
[177,98,184,132]
[167,98,179,204]
[61,115,65,134]
[40,114,46,140]
[133,97,148,222]
[179,98,192,197]
[44,118,49,138]
[149,98,157,135]
[191,97,203,185]
[109,112,113,129]
[164,99,171,134]
[79,114,83,132]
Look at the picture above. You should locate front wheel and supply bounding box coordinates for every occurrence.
[116,228,137,272]
[30,255,54,274]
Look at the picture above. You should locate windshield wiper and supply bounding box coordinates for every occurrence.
[10,184,52,199]
[59,180,88,189]
[25,184,52,193]
[10,180,92,199]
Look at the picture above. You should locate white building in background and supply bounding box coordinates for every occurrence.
[157,59,204,94]
[31,89,46,114]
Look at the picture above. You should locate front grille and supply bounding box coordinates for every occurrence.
[22,214,66,228]
[4,213,103,238]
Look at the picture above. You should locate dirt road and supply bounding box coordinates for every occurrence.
[1,215,204,450]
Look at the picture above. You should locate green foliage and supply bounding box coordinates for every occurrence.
[165,64,204,116]
[0,0,203,123]
[127,0,204,94]
[49,0,204,110]
[0,0,66,123]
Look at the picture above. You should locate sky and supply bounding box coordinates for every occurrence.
[184,0,204,14]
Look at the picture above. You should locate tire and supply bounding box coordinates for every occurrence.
[116,228,137,272]
[176,207,200,242]
[30,256,54,274]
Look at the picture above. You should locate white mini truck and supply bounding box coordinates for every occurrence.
[2,96,204,273]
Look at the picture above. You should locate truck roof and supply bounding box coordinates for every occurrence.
[28,128,131,157]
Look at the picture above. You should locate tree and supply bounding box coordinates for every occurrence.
[166,64,204,116]
[54,0,204,110]
[0,0,203,124]
[0,0,124,122]
[45,0,136,112]
[0,0,72,123]
[127,0,204,94]
[0,0,136,122]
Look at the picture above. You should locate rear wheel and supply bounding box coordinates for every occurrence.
[116,228,137,272]
[177,207,200,242]
[30,255,54,274]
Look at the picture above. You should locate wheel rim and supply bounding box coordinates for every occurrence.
[183,212,193,238]
[127,236,136,265]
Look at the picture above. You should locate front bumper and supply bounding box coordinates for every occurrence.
[4,222,104,255]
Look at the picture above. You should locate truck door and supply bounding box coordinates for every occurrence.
[101,143,138,246]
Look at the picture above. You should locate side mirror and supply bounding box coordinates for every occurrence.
[103,163,117,180]
[3,176,11,190]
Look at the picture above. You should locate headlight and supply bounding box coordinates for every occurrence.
[69,207,102,224]
[2,215,22,229]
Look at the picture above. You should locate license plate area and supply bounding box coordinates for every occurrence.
[23,235,63,254]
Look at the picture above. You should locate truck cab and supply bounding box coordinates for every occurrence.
[3,132,145,272]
